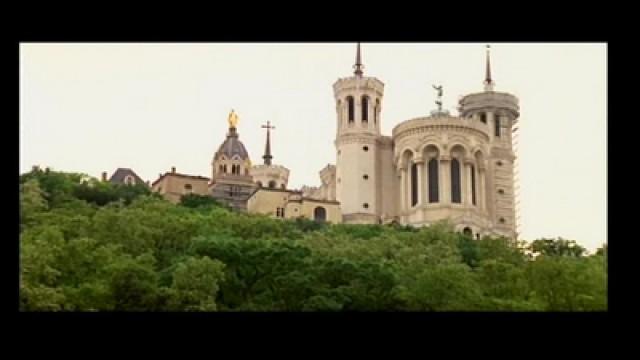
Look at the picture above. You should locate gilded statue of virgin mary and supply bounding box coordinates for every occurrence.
[228,109,239,128]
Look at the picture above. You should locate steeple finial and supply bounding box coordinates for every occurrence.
[261,121,275,165]
[484,45,494,91]
[353,42,364,77]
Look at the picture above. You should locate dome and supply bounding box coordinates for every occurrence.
[214,128,250,161]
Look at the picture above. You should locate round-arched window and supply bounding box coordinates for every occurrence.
[268,181,277,188]
[463,227,473,237]
[363,174,369,180]
[314,207,327,222]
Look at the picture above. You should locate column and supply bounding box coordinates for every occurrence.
[399,167,407,213]
[464,160,473,205]
[416,160,425,206]
[478,165,486,212]
[440,156,450,204]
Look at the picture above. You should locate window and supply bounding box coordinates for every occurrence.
[347,96,355,123]
[363,203,369,209]
[480,113,487,124]
[496,161,503,166]
[281,184,286,190]
[184,184,193,194]
[363,174,369,180]
[276,207,285,218]
[245,168,249,175]
[219,165,223,173]
[495,116,501,137]
[498,189,504,195]
[374,99,380,124]
[223,164,227,173]
[124,175,134,185]
[256,181,263,188]
[268,181,276,188]
[476,233,480,240]
[363,146,369,152]
[428,158,439,203]
[499,217,506,224]
[314,207,327,222]
[451,158,462,203]
[411,163,418,206]
[362,96,369,123]
[463,227,472,237]
[471,165,476,205]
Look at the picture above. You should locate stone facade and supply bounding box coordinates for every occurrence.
[151,167,210,204]
[322,44,519,239]
[250,164,289,190]
[247,187,341,224]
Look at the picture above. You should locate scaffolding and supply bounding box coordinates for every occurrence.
[512,123,521,239]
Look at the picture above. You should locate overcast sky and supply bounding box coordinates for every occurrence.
[19,43,607,251]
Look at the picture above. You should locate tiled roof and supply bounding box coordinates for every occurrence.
[214,128,250,161]
[109,168,146,185]
[151,172,210,187]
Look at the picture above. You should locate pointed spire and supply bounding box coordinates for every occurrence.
[353,42,364,77]
[484,45,495,91]
[261,121,275,165]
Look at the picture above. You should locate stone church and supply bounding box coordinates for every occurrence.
[150,43,519,240]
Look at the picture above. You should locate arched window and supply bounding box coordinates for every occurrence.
[219,165,223,173]
[428,158,439,203]
[471,165,476,205]
[268,180,276,188]
[451,158,462,203]
[374,99,380,124]
[223,164,227,173]
[347,96,355,123]
[314,206,327,222]
[411,163,418,206]
[256,181,263,188]
[361,96,369,123]
[463,227,472,237]
[480,113,487,124]
[495,115,501,137]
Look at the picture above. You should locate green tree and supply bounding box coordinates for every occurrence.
[170,256,226,311]
[529,238,586,258]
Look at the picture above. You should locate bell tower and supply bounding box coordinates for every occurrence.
[334,43,385,224]
[458,45,520,238]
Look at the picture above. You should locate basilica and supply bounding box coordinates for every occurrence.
[145,43,519,240]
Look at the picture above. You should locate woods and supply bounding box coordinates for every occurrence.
[19,168,607,311]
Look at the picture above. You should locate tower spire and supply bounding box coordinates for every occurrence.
[261,121,275,165]
[353,42,364,77]
[484,45,494,91]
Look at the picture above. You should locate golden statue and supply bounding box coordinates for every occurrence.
[228,109,239,128]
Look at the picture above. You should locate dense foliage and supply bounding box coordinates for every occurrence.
[19,168,607,311]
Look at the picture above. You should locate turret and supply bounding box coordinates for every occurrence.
[334,43,385,224]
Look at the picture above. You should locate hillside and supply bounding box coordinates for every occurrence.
[19,168,607,311]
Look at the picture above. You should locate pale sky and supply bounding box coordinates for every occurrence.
[19,43,607,251]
